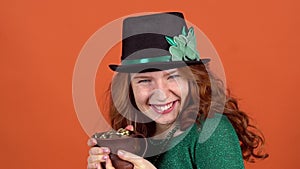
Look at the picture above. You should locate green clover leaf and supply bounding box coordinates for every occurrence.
[166,26,200,62]
[185,46,199,61]
[169,46,184,61]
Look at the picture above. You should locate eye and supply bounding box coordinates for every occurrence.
[168,74,180,80]
[138,79,151,84]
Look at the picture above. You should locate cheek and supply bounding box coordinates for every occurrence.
[170,80,189,99]
[132,86,150,106]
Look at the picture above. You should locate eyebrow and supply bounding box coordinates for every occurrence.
[132,75,151,79]
[165,70,177,76]
[132,70,178,79]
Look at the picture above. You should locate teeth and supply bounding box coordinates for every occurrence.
[152,102,173,111]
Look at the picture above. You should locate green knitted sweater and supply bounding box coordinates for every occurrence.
[146,114,245,169]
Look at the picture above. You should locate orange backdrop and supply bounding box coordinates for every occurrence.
[1,0,299,169]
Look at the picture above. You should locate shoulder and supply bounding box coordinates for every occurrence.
[198,113,237,144]
[194,113,245,168]
[174,114,237,146]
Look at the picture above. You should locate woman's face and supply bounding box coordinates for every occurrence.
[130,68,189,126]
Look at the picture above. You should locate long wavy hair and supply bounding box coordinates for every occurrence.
[106,64,268,162]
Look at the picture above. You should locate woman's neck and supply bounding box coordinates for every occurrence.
[154,123,178,139]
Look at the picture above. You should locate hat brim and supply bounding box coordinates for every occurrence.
[109,58,210,73]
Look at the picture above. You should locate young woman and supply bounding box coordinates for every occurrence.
[87,12,268,169]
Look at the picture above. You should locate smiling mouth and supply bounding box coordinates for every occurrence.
[149,101,177,114]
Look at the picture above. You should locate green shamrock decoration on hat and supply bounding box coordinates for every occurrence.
[165,26,200,61]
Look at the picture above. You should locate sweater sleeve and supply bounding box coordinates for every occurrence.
[194,114,245,169]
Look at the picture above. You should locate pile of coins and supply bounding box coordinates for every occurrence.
[93,128,133,139]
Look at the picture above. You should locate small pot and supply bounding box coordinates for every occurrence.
[92,131,147,169]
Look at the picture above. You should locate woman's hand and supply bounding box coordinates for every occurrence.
[87,138,156,169]
[87,125,156,169]
[87,138,112,169]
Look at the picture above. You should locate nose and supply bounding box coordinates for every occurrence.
[150,79,169,102]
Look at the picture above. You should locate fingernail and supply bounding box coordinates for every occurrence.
[118,150,125,156]
[102,155,108,160]
[125,125,134,131]
[102,147,110,153]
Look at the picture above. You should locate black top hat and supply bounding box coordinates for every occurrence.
[109,12,210,73]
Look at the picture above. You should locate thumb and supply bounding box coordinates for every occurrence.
[117,150,156,169]
[117,150,144,166]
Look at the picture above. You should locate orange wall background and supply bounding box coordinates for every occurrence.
[1,0,299,168]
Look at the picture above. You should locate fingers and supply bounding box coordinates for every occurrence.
[87,157,115,169]
[87,138,98,147]
[87,162,101,169]
[87,147,111,169]
[88,147,110,162]
[87,154,108,169]
[89,147,110,155]
[87,154,109,163]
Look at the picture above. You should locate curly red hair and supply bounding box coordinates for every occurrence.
[105,64,268,162]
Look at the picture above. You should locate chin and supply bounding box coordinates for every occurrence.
[154,114,177,125]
